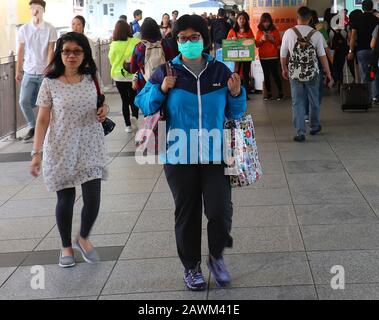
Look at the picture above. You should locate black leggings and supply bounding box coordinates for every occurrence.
[237,62,252,95]
[115,81,139,127]
[56,179,101,248]
[260,59,283,95]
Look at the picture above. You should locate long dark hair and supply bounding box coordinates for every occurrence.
[141,18,162,41]
[161,13,171,28]
[73,15,86,30]
[113,19,132,40]
[258,13,276,31]
[233,11,251,33]
[45,32,97,78]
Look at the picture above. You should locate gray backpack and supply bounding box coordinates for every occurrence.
[288,27,319,82]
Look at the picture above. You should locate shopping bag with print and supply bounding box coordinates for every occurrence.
[224,114,263,188]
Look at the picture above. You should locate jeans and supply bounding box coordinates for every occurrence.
[290,74,321,136]
[357,50,379,100]
[305,61,323,118]
[19,73,44,129]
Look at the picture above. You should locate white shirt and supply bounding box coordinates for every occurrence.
[280,25,326,58]
[17,21,58,75]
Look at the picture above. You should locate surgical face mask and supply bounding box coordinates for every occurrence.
[178,40,204,60]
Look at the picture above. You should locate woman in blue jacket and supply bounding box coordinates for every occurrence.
[135,14,246,291]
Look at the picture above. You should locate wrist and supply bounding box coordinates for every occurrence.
[31,149,42,158]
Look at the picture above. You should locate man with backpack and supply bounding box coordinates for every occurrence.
[210,8,231,53]
[281,6,333,142]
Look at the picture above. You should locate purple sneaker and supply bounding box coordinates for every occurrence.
[207,255,231,287]
[183,262,206,291]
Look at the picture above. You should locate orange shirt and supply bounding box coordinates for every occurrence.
[227,28,255,40]
[255,29,281,59]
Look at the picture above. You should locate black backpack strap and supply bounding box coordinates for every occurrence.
[305,29,317,42]
[292,27,304,40]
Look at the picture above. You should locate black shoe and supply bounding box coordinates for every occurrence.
[264,94,272,101]
[293,134,306,142]
[277,94,284,101]
[310,126,322,136]
[23,128,35,142]
[246,95,251,100]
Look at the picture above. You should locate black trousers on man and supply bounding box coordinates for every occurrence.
[164,164,233,270]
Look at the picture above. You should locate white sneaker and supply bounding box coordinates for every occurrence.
[125,126,133,133]
[130,116,138,129]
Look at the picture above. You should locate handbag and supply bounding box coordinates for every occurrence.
[92,74,116,136]
[224,114,263,188]
[135,62,173,154]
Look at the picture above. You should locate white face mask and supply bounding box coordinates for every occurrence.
[30,4,44,26]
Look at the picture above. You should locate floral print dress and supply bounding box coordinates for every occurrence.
[36,75,108,192]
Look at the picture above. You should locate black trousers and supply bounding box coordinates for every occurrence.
[260,58,283,95]
[115,81,139,127]
[56,179,101,248]
[237,62,252,95]
[164,164,233,270]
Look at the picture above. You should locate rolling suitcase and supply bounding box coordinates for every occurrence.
[340,62,370,112]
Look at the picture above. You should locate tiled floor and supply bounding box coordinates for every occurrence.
[1,89,379,300]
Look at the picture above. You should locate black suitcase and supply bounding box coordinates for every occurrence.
[340,62,371,112]
[340,83,370,112]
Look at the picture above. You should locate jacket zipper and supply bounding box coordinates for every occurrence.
[182,62,209,164]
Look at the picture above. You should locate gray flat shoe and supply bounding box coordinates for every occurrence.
[74,239,100,264]
[59,250,75,268]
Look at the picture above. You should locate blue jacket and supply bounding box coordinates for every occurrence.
[135,53,247,164]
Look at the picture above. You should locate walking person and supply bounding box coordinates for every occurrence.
[227,11,255,99]
[16,0,57,142]
[348,0,379,102]
[135,14,246,291]
[108,20,140,133]
[124,18,177,94]
[255,13,283,100]
[281,6,332,142]
[30,32,109,268]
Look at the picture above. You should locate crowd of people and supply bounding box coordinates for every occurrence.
[14,0,379,291]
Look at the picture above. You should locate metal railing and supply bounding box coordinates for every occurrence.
[0,39,113,140]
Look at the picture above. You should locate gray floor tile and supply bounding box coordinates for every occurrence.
[144,193,175,211]
[36,234,129,251]
[99,290,207,300]
[229,226,304,254]
[243,174,288,189]
[295,203,378,226]
[0,217,56,240]
[287,172,365,205]
[232,188,292,206]
[308,250,379,285]
[317,284,379,300]
[208,285,317,300]
[102,258,203,295]
[0,261,115,300]
[208,252,313,289]
[0,267,17,287]
[341,158,379,173]
[278,142,337,161]
[0,239,41,254]
[107,166,163,180]
[301,224,379,251]
[0,198,56,219]
[102,179,156,195]
[284,160,345,174]
[0,186,23,201]
[0,252,29,268]
[232,206,298,228]
[134,209,175,232]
